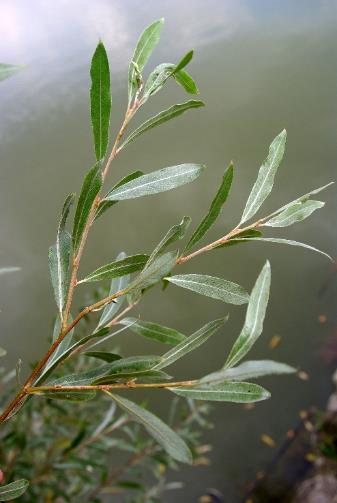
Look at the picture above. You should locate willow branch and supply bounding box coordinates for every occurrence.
[27,379,197,394]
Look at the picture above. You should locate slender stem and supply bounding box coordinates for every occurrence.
[177,219,263,265]
[27,379,197,394]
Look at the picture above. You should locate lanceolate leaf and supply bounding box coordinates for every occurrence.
[129,251,178,292]
[40,390,96,402]
[200,360,296,384]
[143,51,197,100]
[110,393,192,464]
[90,42,111,160]
[120,318,187,345]
[0,479,29,501]
[105,164,204,201]
[166,274,249,305]
[73,163,103,252]
[48,193,75,318]
[174,69,199,94]
[170,381,270,403]
[240,130,287,224]
[224,261,271,369]
[0,63,24,82]
[92,355,161,380]
[37,328,110,384]
[97,252,130,328]
[264,200,324,227]
[232,237,332,261]
[154,318,227,370]
[44,316,75,372]
[120,101,204,150]
[128,19,164,105]
[185,163,234,252]
[265,181,334,220]
[80,254,149,283]
[95,171,144,220]
[147,216,191,266]
[143,63,175,99]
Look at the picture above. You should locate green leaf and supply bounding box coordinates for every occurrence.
[265,181,334,220]
[120,101,205,150]
[73,163,103,252]
[90,42,111,160]
[147,216,191,266]
[97,252,130,328]
[92,355,161,381]
[0,479,29,501]
[128,19,164,105]
[232,237,332,261]
[240,130,287,224]
[80,254,149,283]
[110,393,192,464]
[174,69,199,94]
[154,318,227,370]
[225,261,271,369]
[166,274,249,305]
[143,51,197,100]
[264,200,324,227]
[120,318,186,345]
[44,316,74,373]
[0,64,24,82]
[143,63,176,99]
[36,328,110,384]
[170,381,270,403]
[85,351,122,363]
[48,193,75,318]
[95,171,144,220]
[40,390,96,402]
[200,360,296,384]
[173,50,194,73]
[50,364,112,386]
[129,251,178,292]
[94,369,170,384]
[0,347,6,357]
[104,163,205,201]
[185,163,234,252]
